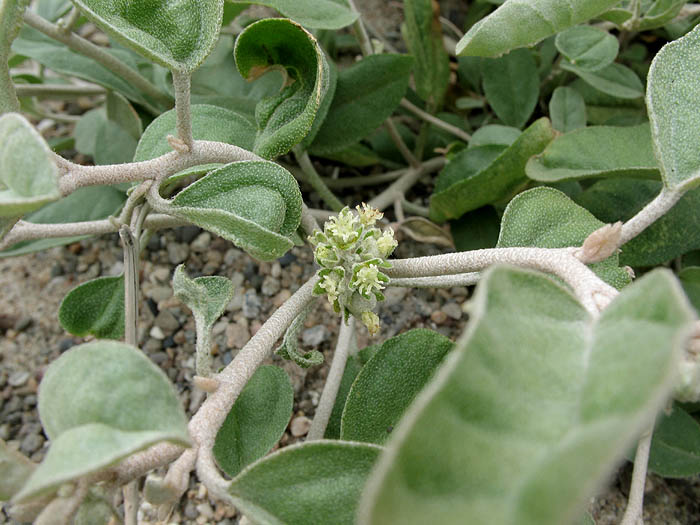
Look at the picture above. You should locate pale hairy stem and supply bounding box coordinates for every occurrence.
[58,140,262,195]
[389,272,481,288]
[384,119,420,168]
[301,204,321,236]
[400,99,472,143]
[22,10,173,108]
[393,198,405,222]
[111,277,319,489]
[401,198,430,217]
[679,3,700,18]
[195,321,213,377]
[368,160,437,212]
[322,157,446,190]
[620,425,654,525]
[308,207,335,224]
[119,181,153,225]
[57,6,81,34]
[172,70,194,148]
[619,187,683,246]
[308,317,356,440]
[387,247,618,315]
[35,479,89,525]
[14,82,107,97]
[294,149,344,212]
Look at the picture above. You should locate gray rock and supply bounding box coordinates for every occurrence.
[20,433,44,455]
[154,310,180,334]
[148,285,172,303]
[289,416,312,437]
[226,320,250,349]
[167,243,189,264]
[0,424,10,441]
[191,232,211,253]
[8,371,30,387]
[184,501,198,520]
[242,290,261,319]
[442,302,462,320]
[230,272,245,287]
[177,225,201,244]
[224,248,244,266]
[383,287,408,307]
[261,276,281,297]
[302,325,329,347]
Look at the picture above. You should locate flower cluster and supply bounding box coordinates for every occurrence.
[309,204,397,335]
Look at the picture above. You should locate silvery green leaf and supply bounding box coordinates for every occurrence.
[0,0,29,113]
[235,18,329,159]
[15,341,190,502]
[173,264,234,328]
[646,23,700,191]
[58,275,125,340]
[229,441,382,525]
[276,305,324,368]
[561,62,644,100]
[214,366,293,477]
[360,266,694,525]
[679,267,700,313]
[0,113,60,217]
[549,86,586,133]
[324,356,363,439]
[639,0,685,30]
[456,0,622,57]
[228,0,357,29]
[0,440,34,501]
[646,405,700,477]
[71,0,224,72]
[554,26,618,72]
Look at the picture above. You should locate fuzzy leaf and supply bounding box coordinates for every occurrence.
[549,86,586,133]
[0,0,29,113]
[456,0,621,58]
[526,124,658,182]
[173,265,234,328]
[561,62,644,100]
[58,275,125,340]
[229,0,357,29]
[15,341,190,502]
[71,0,224,72]
[0,440,34,501]
[168,161,301,261]
[403,0,449,107]
[134,104,255,162]
[451,206,501,251]
[646,405,700,478]
[276,305,324,368]
[498,187,630,289]
[555,26,618,72]
[309,54,413,155]
[325,356,363,439]
[341,329,453,445]
[469,124,521,148]
[646,23,700,191]
[679,267,700,313]
[0,113,60,217]
[482,48,539,128]
[214,366,293,477]
[235,18,329,159]
[360,266,694,525]
[229,441,381,525]
[430,117,554,222]
[576,179,700,267]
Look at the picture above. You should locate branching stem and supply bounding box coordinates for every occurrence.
[172,70,193,148]
[401,99,472,143]
[14,82,107,97]
[619,187,683,246]
[389,272,480,288]
[294,148,344,212]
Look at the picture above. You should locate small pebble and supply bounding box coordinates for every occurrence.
[302,325,329,347]
[261,276,281,297]
[226,320,250,349]
[8,371,30,387]
[430,310,448,325]
[191,232,211,253]
[167,243,189,264]
[243,290,262,319]
[20,433,44,455]
[442,302,462,320]
[290,416,312,437]
[154,310,180,334]
[150,326,166,340]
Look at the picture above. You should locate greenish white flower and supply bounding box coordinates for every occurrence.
[310,204,396,335]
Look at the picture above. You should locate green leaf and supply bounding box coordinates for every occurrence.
[324,356,363,439]
[134,104,255,162]
[579,512,596,525]
[679,267,700,313]
[469,124,521,148]
[402,0,450,107]
[554,26,618,72]
[646,405,700,478]
[639,0,685,30]
[36,0,71,21]
[15,341,190,502]
[106,90,142,140]
[229,441,381,525]
[214,365,293,477]
[234,18,329,159]
[561,62,644,100]
[430,117,555,222]
[526,124,658,182]
[71,0,224,72]
[549,86,586,133]
[309,54,413,156]
[167,161,301,261]
[482,48,539,128]
[74,489,116,525]
[576,179,700,267]
[359,266,694,525]
[498,187,631,289]
[276,305,324,368]
[0,186,126,257]
[646,23,700,191]
[451,206,501,251]
[12,27,154,106]
[0,440,34,501]
[0,0,29,114]
[173,264,234,328]
[341,329,453,445]
[0,113,60,217]
[58,275,125,340]
[456,0,621,58]
[229,0,357,29]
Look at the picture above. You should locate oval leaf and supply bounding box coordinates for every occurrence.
[647,23,700,191]
[359,266,694,525]
[0,440,34,501]
[498,187,630,289]
[526,124,658,182]
[229,441,381,525]
[555,26,618,72]
[549,86,587,133]
[173,264,234,329]
[647,405,700,478]
[15,341,190,502]
[213,365,293,477]
[0,0,28,113]
[679,267,700,313]
[167,160,301,261]
[561,62,644,100]
[0,113,60,217]
[229,0,358,30]
[58,275,125,340]
[309,54,413,155]
[234,18,329,159]
[71,0,224,72]
[341,329,453,445]
[456,0,621,57]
